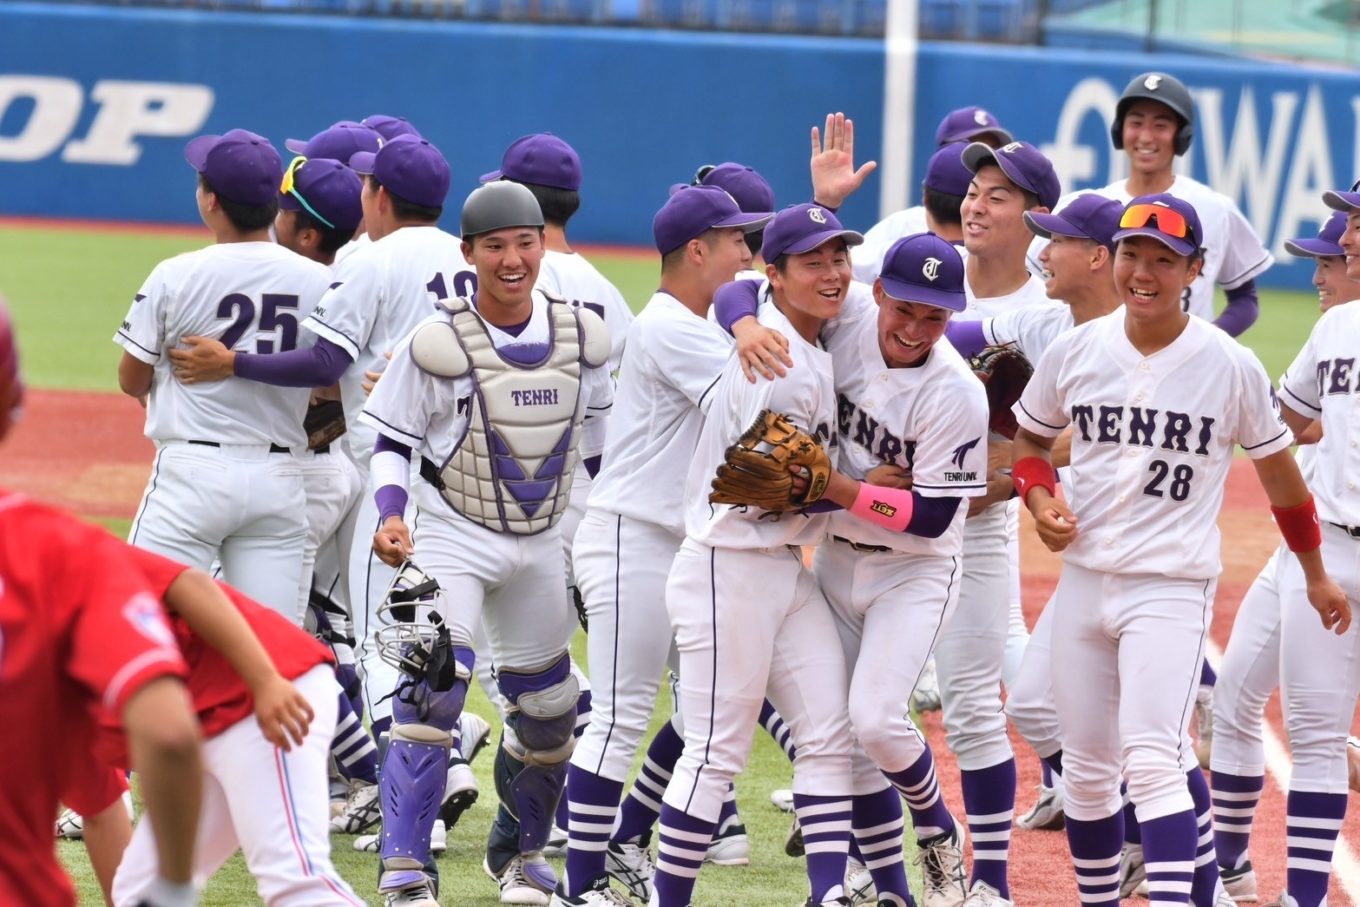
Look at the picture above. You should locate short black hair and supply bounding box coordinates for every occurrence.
[517,181,580,227]
[198,173,277,232]
[923,187,965,228]
[367,174,442,223]
[288,208,357,255]
[745,229,764,257]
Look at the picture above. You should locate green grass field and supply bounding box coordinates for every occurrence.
[0,220,1324,905]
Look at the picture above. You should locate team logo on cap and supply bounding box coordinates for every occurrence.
[974,109,990,125]
[808,207,827,225]
[1000,141,1023,155]
[922,257,943,282]
[1144,74,1163,91]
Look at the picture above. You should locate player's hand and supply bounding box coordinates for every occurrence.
[373,515,414,567]
[252,675,314,751]
[865,463,913,489]
[810,112,877,210]
[362,350,394,396]
[734,318,792,383]
[1305,575,1351,635]
[168,335,234,384]
[1031,495,1078,552]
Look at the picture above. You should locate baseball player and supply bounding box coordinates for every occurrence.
[551,185,771,907]
[853,142,972,284]
[115,128,331,619]
[1261,185,1360,907]
[1031,72,1272,335]
[0,298,204,907]
[361,180,612,907]
[1206,210,1358,904]
[1011,193,1347,907]
[330,114,422,267]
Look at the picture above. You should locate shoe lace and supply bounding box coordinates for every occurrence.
[914,836,959,888]
[618,841,654,876]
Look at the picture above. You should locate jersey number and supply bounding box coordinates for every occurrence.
[217,293,300,353]
[1143,459,1193,502]
[426,271,478,301]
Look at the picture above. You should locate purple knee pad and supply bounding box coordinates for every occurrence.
[496,653,579,853]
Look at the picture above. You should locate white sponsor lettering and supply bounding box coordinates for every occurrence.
[1196,86,1297,238]
[0,76,82,162]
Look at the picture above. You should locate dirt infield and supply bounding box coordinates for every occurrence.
[8,387,1359,904]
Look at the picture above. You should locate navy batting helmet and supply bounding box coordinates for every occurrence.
[1111,72,1195,157]
[460,181,545,239]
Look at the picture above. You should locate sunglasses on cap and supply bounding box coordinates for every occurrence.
[280,155,337,230]
[1119,203,1195,243]
[691,164,717,186]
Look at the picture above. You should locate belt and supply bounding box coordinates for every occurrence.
[831,535,891,553]
[313,442,331,454]
[188,440,291,454]
[420,456,446,491]
[1328,522,1360,540]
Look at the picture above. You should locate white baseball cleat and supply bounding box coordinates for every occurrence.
[1119,842,1146,898]
[845,857,877,905]
[915,818,967,907]
[1194,683,1214,770]
[441,757,480,830]
[331,779,381,834]
[1014,784,1064,831]
[912,659,942,713]
[461,711,494,762]
[548,877,634,906]
[770,788,796,812]
[485,853,555,905]
[54,808,85,840]
[383,880,439,907]
[355,820,446,854]
[1261,893,1299,907]
[705,815,750,866]
[962,881,1013,906]
[1222,860,1258,902]
[605,837,655,902]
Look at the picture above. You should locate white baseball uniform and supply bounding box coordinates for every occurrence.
[852,206,930,284]
[662,298,854,824]
[1277,303,1360,793]
[117,242,330,618]
[571,291,729,783]
[1015,311,1291,823]
[301,224,475,723]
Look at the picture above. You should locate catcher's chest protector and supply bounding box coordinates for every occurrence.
[435,300,587,535]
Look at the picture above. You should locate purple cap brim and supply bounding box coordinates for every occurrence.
[1284,237,1343,258]
[781,228,864,256]
[1323,190,1360,213]
[1112,226,1197,257]
[184,134,220,172]
[284,138,308,154]
[348,151,378,175]
[479,168,504,184]
[1024,210,1087,241]
[716,211,775,233]
[878,276,966,312]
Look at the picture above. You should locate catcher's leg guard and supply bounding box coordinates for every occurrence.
[494,652,579,853]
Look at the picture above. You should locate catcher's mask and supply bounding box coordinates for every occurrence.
[376,560,464,691]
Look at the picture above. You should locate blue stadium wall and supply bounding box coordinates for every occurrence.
[2,2,1358,289]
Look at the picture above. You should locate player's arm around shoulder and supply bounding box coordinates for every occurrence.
[358,315,453,449]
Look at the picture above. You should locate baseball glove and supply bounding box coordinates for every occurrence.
[971,343,1033,440]
[710,409,831,512]
[304,398,347,451]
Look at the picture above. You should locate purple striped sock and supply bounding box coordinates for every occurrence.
[883,749,953,841]
[1186,768,1220,907]
[562,765,624,896]
[793,793,852,903]
[960,758,1016,897]
[851,787,911,903]
[759,699,798,762]
[555,689,593,832]
[653,804,716,907]
[717,785,739,827]
[1141,809,1198,905]
[1066,813,1123,907]
[1286,789,1347,907]
[1041,761,1054,788]
[614,718,683,844]
[1211,770,1262,871]
[332,693,378,784]
[1200,661,1217,688]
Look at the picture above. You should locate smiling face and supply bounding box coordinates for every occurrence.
[1314,255,1359,312]
[696,226,753,296]
[874,287,951,368]
[1039,233,1104,301]
[767,239,852,322]
[1113,235,1201,327]
[463,226,544,310]
[962,164,1037,260]
[1121,99,1180,179]
[1342,210,1360,280]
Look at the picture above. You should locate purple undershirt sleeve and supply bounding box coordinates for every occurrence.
[373,435,412,523]
[944,320,988,359]
[905,494,962,539]
[233,337,353,387]
[1213,281,1259,337]
[713,279,765,333]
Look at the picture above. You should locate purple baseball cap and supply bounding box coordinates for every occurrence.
[1112,193,1203,257]
[935,106,1014,147]
[480,133,583,191]
[878,232,966,312]
[962,141,1061,210]
[362,114,422,142]
[653,185,772,255]
[1323,179,1360,213]
[696,163,777,215]
[1284,211,1347,258]
[184,129,283,207]
[923,142,973,197]
[349,134,450,210]
[1024,193,1123,251]
[761,203,864,262]
[284,121,381,160]
[279,157,363,232]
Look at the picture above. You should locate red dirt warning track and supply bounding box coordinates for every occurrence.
[5,388,1359,904]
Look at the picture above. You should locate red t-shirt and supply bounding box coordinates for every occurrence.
[90,545,333,769]
[0,493,188,907]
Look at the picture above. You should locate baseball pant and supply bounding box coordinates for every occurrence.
[815,540,960,782]
[350,458,405,726]
[1050,563,1213,822]
[300,448,361,626]
[1004,513,1030,688]
[112,665,362,907]
[1005,597,1063,760]
[663,540,854,823]
[129,441,307,620]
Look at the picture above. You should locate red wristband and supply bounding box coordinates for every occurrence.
[1012,456,1058,505]
[1272,495,1322,553]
